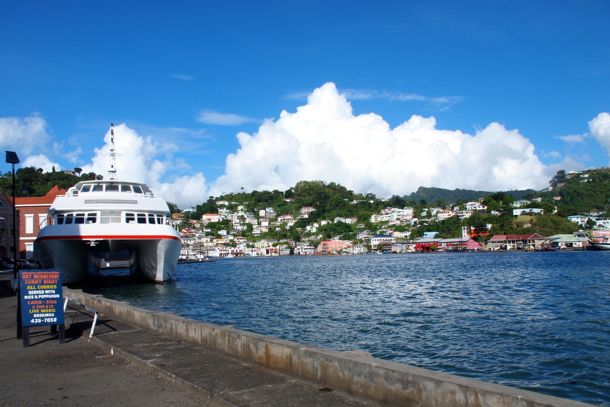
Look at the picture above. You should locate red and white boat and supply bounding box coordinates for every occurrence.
[34,125,181,283]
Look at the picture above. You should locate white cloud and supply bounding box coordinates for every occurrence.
[211,82,548,197]
[197,110,258,126]
[286,87,463,111]
[81,124,207,208]
[22,154,61,172]
[0,113,49,156]
[558,134,586,143]
[170,74,194,81]
[589,112,610,156]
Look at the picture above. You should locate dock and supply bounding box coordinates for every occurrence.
[0,282,593,406]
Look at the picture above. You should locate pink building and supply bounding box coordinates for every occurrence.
[316,240,352,254]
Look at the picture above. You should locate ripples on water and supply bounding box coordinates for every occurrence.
[100,252,610,405]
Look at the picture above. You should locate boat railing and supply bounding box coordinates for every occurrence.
[55,214,171,225]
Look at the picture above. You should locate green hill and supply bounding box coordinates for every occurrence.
[405,186,537,205]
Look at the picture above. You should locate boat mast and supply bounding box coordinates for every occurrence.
[108,123,117,180]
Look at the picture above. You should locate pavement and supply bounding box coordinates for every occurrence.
[0,282,378,406]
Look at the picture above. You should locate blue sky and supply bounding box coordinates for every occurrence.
[1,1,610,206]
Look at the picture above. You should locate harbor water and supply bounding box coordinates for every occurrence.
[97,252,610,405]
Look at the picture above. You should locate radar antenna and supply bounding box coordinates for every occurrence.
[108,123,118,180]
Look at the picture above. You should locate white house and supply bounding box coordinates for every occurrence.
[513,208,544,216]
[370,234,396,247]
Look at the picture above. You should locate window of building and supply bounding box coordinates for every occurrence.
[38,214,48,229]
[25,214,34,234]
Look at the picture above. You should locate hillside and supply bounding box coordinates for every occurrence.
[405,186,537,205]
[546,168,610,216]
[2,166,610,220]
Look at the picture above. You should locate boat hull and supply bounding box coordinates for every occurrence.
[591,242,610,250]
[35,224,181,284]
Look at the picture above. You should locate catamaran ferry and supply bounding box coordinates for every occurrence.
[34,125,181,283]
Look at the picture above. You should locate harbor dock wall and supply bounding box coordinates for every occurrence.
[65,288,588,407]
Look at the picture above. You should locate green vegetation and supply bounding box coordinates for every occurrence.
[3,165,610,241]
[0,167,95,196]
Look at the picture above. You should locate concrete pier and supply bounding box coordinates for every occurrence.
[61,287,591,407]
[0,279,595,407]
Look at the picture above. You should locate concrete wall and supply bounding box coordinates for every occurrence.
[65,288,590,407]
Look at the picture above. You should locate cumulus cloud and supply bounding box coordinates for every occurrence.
[81,124,207,208]
[589,112,610,156]
[211,82,548,197]
[22,154,61,172]
[197,110,258,126]
[0,113,49,156]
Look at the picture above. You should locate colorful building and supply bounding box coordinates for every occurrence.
[15,185,65,259]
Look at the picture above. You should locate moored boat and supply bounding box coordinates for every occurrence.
[34,125,181,283]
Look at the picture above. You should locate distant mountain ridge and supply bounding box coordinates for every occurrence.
[405,186,537,204]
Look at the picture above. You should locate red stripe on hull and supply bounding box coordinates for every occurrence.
[37,235,181,241]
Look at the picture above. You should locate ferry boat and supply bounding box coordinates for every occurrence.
[34,125,181,283]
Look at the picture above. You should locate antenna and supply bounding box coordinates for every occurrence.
[108,123,117,180]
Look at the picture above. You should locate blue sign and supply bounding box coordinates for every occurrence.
[19,270,64,327]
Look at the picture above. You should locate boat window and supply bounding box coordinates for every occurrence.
[137,213,146,224]
[106,184,119,192]
[157,215,164,224]
[148,214,156,224]
[92,184,104,192]
[65,213,74,224]
[125,213,135,223]
[120,185,132,192]
[80,185,92,193]
[132,185,143,194]
[56,214,64,225]
[86,213,97,224]
[75,213,85,224]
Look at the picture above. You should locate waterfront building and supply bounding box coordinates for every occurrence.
[316,239,352,254]
[15,185,64,259]
[545,234,589,250]
[488,233,546,250]
[370,234,395,248]
[439,238,483,251]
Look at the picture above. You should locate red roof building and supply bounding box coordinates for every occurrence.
[488,233,546,251]
[15,185,65,259]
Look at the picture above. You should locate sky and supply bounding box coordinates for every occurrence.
[1,1,609,208]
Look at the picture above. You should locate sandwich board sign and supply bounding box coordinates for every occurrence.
[19,270,65,346]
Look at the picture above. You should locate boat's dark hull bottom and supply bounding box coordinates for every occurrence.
[34,238,181,284]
